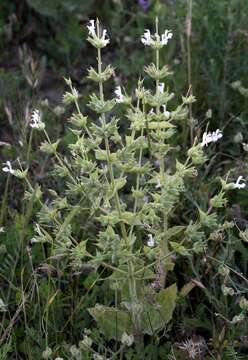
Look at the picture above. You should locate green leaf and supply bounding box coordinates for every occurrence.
[88,94,115,114]
[95,150,117,162]
[114,177,127,191]
[198,209,217,228]
[12,169,28,179]
[170,241,190,256]
[141,283,177,335]
[121,211,141,226]
[88,305,132,340]
[95,149,108,161]
[164,225,186,240]
[40,140,60,154]
[210,191,227,208]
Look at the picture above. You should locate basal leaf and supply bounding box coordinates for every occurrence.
[88,305,132,340]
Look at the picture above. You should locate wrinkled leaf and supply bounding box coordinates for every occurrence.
[141,283,177,335]
[88,305,132,339]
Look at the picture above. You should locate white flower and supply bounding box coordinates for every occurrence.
[101,29,110,46]
[161,30,173,45]
[2,161,27,179]
[211,129,223,142]
[2,161,14,174]
[30,109,40,126]
[0,227,5,233]
[158,83,165,93]
[201,132,212,147]
[233,176,246,189]
[141,29,154,46]
[147,234,155,247]
[201,129,223,147]
[30,109,45,130]
[115,86,124,103]
[162,105,170,118]
[87,20,96,37]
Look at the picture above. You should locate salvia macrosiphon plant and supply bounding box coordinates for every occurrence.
[2,18,248,359]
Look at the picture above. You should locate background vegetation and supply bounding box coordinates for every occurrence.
[1,0,248,359]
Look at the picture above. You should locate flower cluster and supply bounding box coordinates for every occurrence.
[200,129,223,147]
[30,109,45,130]
[87,19,110,48]
[141,29,173,48]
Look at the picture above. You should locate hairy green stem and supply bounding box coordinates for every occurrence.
[155,18,169,286]
[96,19,141,343]
[186,0,194,145]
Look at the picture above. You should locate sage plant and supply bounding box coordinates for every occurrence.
[3,18,247,355]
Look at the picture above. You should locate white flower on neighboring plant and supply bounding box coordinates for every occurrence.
[201,129,223,147]
[2,160,27,179]
[30,109,45,130]
[115,86,124,103]
[2,161,14,174]
[141,29,173,47]
[232,175,246,189]
[147,234,155,247]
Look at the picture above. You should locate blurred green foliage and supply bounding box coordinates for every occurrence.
[1,0,248,150]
